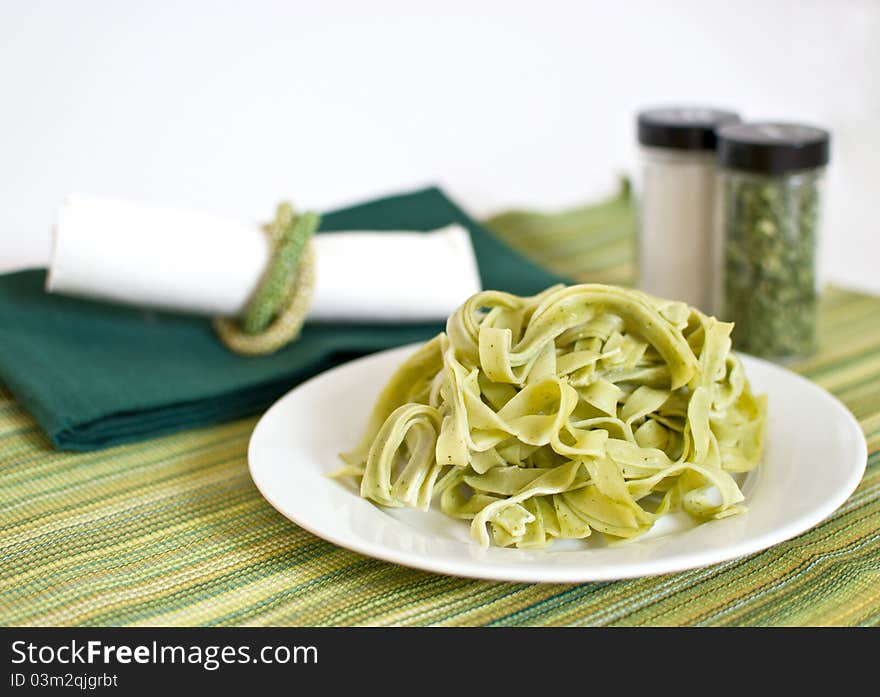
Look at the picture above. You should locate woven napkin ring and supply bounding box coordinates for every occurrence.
[213,202,320,355]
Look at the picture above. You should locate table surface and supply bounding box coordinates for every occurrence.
[1,219,878,627]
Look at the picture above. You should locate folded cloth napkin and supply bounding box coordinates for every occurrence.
[48,195,482,321]
[0,186,567,451]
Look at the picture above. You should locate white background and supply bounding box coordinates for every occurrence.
[1,0,878,291]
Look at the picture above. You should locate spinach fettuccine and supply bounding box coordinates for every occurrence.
[338,284,767,548]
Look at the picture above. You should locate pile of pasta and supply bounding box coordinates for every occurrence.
[338,284,766,548]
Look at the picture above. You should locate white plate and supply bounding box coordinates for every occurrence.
[248,344,867,583]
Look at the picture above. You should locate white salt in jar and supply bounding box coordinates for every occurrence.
[636,107,740,311]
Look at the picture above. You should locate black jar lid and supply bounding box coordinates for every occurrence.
[637,107,741,151]
[717,122,830,174]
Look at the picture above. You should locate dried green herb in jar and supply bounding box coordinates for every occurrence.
[715,123,830,360]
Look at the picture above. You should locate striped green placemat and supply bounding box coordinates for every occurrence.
[2,193,878,626]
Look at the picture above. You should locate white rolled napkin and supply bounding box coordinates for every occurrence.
[46,195,482,322]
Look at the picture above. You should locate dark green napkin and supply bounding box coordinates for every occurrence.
[0,187,566,451]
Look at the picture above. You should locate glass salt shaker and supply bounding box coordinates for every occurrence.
[714,122,831,360]
[637,107,740,312]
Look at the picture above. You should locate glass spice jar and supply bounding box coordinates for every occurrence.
[714,122,831,360]
[636,107,740,312]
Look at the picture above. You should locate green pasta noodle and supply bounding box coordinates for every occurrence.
[338,284,767,548]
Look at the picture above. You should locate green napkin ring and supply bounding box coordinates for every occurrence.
[213,202,319,355]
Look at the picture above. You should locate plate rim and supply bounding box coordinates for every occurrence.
[248,343,868,583]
